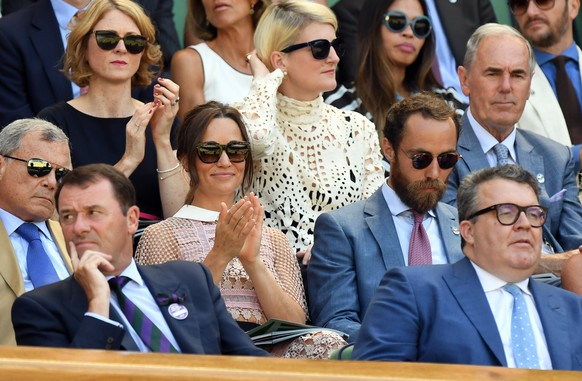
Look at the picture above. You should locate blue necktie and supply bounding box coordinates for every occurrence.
[16,223,60,288]
[493,143,510,166]
[109,276,179,353]
[503,284,541,369]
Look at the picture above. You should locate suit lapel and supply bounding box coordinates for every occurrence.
[444,258,507,366]
[0,219,25,297]
[530,280,571,369]
[458,114,491,172]
[364,189,406,268]
[30,2,72,101]
[434,203,463,263]
[138,265,205,354]
[47,220,72,273]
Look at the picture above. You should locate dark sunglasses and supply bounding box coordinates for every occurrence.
[467,203,547,228]
[383,11,432,39]
[93,30,148,54]
[404,152,461,170]
[195,141,250,164]
[3,155,70,184]
[508,0,555,15]
[281,38,345,60]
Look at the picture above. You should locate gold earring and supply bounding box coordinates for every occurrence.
[249,5,255,15]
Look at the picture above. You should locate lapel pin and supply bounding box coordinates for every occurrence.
[168,303,188,320]
[452,226,460,235]
[536,173,545,184]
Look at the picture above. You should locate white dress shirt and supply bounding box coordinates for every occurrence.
[467,108,517,167]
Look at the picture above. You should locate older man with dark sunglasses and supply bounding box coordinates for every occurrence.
[0,118,73,346]
[308,92,464,343]
[354,164,582,369]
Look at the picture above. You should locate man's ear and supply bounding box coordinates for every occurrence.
[126,205,140,236]
[459,220,474,246]
[458,66,470,97]
[382,137,395,163]
[270,50,287,73]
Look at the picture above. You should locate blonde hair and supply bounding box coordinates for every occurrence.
[254,0,337,70]
[64,0,162,88]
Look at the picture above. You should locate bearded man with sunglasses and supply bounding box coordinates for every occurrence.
[353,165,582,369]
[511,0,582,170]
[0,118,73,345]
[307,92,464,343]
[444,23,582,281]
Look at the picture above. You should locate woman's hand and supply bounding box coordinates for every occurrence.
[150,77,179,145]
[117,101,158,176]
[246,51,270,78]
[238,192,264,265]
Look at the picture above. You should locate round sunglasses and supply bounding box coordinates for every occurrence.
[403,152,461,170]
[93,30,148,54]
[3,155,71,184]
[508,0,555,16]
[383,11,432,39]
[281,37,345,60]
[195,141,250,164]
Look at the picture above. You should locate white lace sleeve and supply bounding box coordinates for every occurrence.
[236,69,285,158]
[361,117,385,197]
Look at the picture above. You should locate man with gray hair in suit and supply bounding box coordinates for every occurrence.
[308,92,465,343]
[444,23,582,278]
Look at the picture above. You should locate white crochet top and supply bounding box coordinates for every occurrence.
[236,69,384,251]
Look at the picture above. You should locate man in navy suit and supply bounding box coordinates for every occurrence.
[444,23,582,275]
[11,163,267,355]
[0,0,179,128]
[353,165,582,369]
[308,92,464,343]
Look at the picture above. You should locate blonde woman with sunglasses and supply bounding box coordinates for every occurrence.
[37,0,184,222]
[239,0,384,262]
[135,101,346,359]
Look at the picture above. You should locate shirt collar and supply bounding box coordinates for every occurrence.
[51,0,80,32]
[0,207,52,240]
[173,205,219,222]
[381,179,437,218]
[534,41,579,67]
[470,260,532,296]
[107,259,144,286]
[467,107,517,161]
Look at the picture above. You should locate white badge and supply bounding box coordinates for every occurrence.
[168,303,188,320]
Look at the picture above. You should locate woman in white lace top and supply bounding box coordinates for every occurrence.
[239,0,385,258]
[135,102,346,358]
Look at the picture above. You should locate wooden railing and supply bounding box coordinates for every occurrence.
[0,346,579,380]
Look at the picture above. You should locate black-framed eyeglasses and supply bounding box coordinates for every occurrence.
[195,141,250,164]
[508,0,555,16]
[403,151,461,170]
[383,10,432,39]
[467,203,547,228]
[93,30,148,54]
[3,155,71,184]
[281,38,345,60]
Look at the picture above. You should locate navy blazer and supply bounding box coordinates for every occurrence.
[445,113,582,253]
[12,260,268,356]
[307,187,464,343]
[353,257,582,370]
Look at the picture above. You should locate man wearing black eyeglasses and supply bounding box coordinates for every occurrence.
[511,0,582,171]
[308,92,464,343]
[353,165,582,370]
[444,23,582,282]
[0,118,73,346]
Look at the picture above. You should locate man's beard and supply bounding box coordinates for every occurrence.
[525,6,569,49]
[390,162,447,214]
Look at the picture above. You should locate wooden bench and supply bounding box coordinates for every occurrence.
[0,346,579,380]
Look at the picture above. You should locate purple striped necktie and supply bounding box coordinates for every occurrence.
[108,276,178,353]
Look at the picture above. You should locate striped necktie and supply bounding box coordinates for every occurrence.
[109,276,178,353]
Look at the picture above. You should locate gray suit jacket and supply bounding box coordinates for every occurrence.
[444,113,582,252]
[307,187,464,343]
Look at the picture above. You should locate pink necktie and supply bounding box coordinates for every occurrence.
[408,211,432,265]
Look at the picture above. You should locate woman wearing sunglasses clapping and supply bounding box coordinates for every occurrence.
[239,0,384,262]
[37,0,184,222]
[134,101,346,358]
[327,0,466,142]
